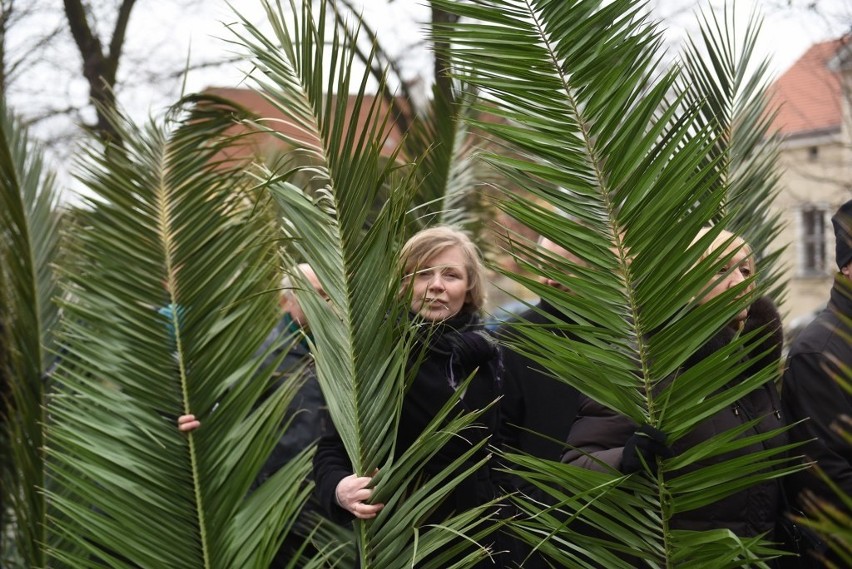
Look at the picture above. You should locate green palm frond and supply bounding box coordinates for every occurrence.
[796,469,852,567]
[0,99,62,568]
[233,0,408,474]
[403,85,494,240]
[326,0,499,248]
[677,4,785,299]
[327,0,417,134]
[432,0,796,565]
[505,455,661,567]
[43,95,313,568]
[304,513,357,567]
[232,1,506,565]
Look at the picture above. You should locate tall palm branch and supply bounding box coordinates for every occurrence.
[231,1,504,566]
[0,100,62,568]
[677,6,786,299]
[43,95,314,568]
[325,0,501,248]
[402,85,496,240]
[432,0,800,566]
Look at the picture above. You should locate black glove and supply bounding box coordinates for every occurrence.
[621,425,673,475]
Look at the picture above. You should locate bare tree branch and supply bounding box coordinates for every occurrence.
[107,0,135,78]
[329,0,414,135]
[62,0,138,143]
[5,25,64,86]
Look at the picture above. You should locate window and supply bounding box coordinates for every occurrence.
[807,146,819,161]
[799,205,828,276]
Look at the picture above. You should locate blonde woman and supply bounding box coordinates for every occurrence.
[562,227,786,539]
[312,226,504,563]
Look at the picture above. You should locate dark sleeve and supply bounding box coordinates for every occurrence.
[496,346,526,455]
[782,352,852,501]
[311,410,356,525]
[259,371,326,482]
[560,394,636,472]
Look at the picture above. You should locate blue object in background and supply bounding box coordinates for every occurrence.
[158,303,185,343]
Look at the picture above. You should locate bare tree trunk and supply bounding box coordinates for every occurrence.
[63,0,137,144]
[431,5,457,107]
[0,0,14,95]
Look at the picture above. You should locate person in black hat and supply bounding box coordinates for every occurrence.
[781,199,852,562]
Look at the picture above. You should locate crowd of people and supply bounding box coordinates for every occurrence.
[179,203,852,567]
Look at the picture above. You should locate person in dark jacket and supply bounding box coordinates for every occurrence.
[496,236,588,568]
[177,263,326,447]
[782,201,852,548]
[254,266,327,484]
[311,226,504,566]
[498,236,587,461]
[178,264,329,566]
[562,228,786,540]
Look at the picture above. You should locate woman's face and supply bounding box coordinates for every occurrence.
[700,248,753,322]
[408,245,470,322]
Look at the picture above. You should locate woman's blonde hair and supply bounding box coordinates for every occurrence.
[693,226,756,281]
[400,226,486,313]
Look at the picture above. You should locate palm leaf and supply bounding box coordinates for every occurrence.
[431,0,796,565]
[677,5,786,300]
[43,95,313,568]
[0,99,62,568]
[796,469,852,567]
[231,1,506,565]
[324,0,501,252]
[402,85,496,242]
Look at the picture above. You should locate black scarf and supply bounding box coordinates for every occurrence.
[412,311,499,390]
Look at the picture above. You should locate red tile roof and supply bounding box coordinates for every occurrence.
[201,87,407,162]
[768,37,847,138]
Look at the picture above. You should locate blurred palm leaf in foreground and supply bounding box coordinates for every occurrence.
[0,99,62,569]
[44,96,313,568]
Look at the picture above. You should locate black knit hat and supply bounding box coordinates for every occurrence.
[832,199,852,269]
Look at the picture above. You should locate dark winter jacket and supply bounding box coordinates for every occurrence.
[782,275,852,511]
[312,311,503,527]
[497,301,585,569]
[497,300,583,462]
[256,314,325,485]
[252,314,329,567]
[562,296,787,537]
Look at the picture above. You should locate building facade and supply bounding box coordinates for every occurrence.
[770,37,852,329]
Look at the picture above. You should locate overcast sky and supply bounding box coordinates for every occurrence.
[155,0,852,128]
[661,0,852,72]
[9,0,851,200]
[15,0,850,137]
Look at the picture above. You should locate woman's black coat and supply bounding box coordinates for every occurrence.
[312,311,503,527]
[562,296,787,538]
